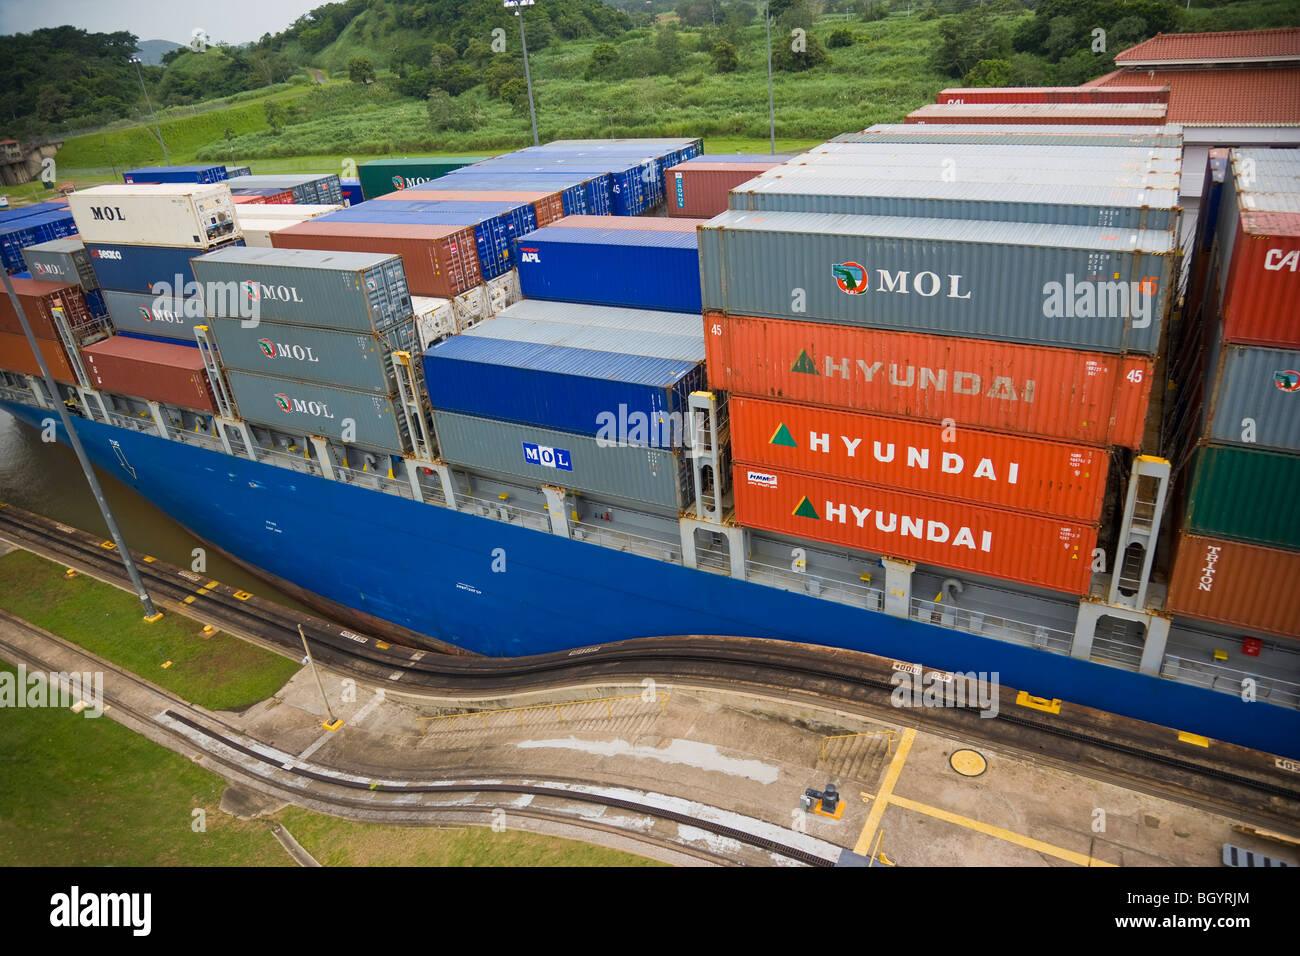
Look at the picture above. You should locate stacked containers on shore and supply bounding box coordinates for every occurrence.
[665,155,793,218]
[699,125,1183,596]
[227,174,344,206]
[421,298,708,513]
[356,157,488,200]
[123,165,229,185]
[191,246,421,459]
[1166,149,1300,639]
[233,203,345,248]
[67,182,245,352]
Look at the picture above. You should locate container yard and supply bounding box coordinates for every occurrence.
[1,47,1299,884]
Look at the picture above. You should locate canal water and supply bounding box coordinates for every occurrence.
[0,408,308,612]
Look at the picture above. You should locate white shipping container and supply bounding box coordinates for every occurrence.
[453,286,490,330]
[67,183,239,248]
[412,296,456,349]
[236,217,309,248]
[236,203,344,222]
[487,269,519,302]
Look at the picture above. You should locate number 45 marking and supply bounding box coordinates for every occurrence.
[1126,369,1144,383]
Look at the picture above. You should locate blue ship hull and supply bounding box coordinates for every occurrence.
[5,399,1297,758]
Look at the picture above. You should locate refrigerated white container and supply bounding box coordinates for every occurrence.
[236,217,309,248]
[67,183,239,248]
[236,203,343,221]
[412,296,456,349]
[486,268,519,314]
[452,285,490,330]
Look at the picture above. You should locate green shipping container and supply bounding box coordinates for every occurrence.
[357,157,489,200]
[1184,444,1300,552]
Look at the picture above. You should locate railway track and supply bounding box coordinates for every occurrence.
[2,502,1298,839]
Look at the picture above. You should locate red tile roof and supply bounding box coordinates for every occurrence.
[1091,67,1300,125]
[1115,28,1300,65]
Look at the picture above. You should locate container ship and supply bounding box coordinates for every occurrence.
[2,108,1299,759]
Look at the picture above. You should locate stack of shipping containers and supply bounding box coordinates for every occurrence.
[665,154,793,219]
[356,157,488,199]
[699,129,1180,596]
[1166,148,1300,640]
[59,182,248,411]
[22,237,109,318]
[0,200,76,275]
[228,173,344,206]
[0,275,101,385]
[192,246,421,465]
[233,202,344,248]
[123,164,230,185]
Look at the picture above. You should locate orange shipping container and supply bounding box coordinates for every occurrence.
[0,331,78,384]
[706,312,1153,449]
[730,396,1108,522]
[732,463,1096,595]
[1166,533,1300,640]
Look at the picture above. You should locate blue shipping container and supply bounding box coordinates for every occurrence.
[84,288,107,318]
[423,335,705,442]
[1,211,77,272]
[469,159,649,215]
[117,330,200,348]
[515,227,701,313]
[123,165,229,185]
[341,178,363,206]
[0,201,69,226]
[85,239,246,294]
[432,171,607,216]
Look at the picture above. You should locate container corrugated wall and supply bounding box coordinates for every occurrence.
[80,337,216,411]
[730,396,1108,521]
[460,317,704,362]
[666,162,780,218]
[433,410,691,512]
[22,239,98,291]
[833,127,1184,148]
[0,278,92,340]
[1166,533,1300,639]
[377,189,566,227]
[1220,212,1300,350]
[207,317,414,394]
[699,211,1171,354]
[66,184,240,248]
[937,87,1170,105]
[729,178,1178,231]
[705,313,1153,448]
[103,290,203,343]
[225,369,406,453]
[731,464,1095,594]
[516,228,701,313]
[0,331,77,383]
[191,247,412,332]
[357,157,486,200]
[423,335,704,440]
[905,103,1168,125]
[500,299,704,336]
[1207,344,1300,452]
[86,239,245,295]
[1184,444,1300,551]
[764,160,1181,190]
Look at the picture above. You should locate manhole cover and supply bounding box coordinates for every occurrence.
[950,749,987,777]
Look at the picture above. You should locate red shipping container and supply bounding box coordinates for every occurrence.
[375,189,566,227]
[0,278,92,340]
[936,87,1170,105]
[1220,212,1300,350]
[730,396,1108,522]
[551,215,707,232]
[905,103,1168,125]
[271,220,482,298]
[665,161,783,219]
[1166,533,1300,640]
[0,331,78,384]
[232,195,263,205]
[706,312,1153,449]
[732,463,1096,595]
[80,336,216,411]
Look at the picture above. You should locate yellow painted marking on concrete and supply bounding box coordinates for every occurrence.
[100,541,116,550]
[949,749,987,777]
[323,718,344,732]
[886,794,1116,867]
[203,580,219,590]
[233,590,253,600]
[143,556,156,563]
[182,596,196,605]
[1178,731,1210,748]
[375,641,390,650]
[1213,649,1228,661]
[853,727,916,855]
[142,612,163,623]
[1015,691,1062,714]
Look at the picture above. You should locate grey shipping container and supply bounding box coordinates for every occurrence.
[191,246,412,333]
[225,368,408,453]
[208,315,417,395]
[103,289,204,342]
[22,239,99,291]
[432,409,692,512]
[767,160,1182,190]
[699,210,1173,354]
[1207,345,1300,453]
[834,127,1184,149]
[460,316,705,362]
[496,299,705,337]
[729,177,1179,231]
[804,142,1183,168]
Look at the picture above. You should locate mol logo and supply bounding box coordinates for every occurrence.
[259,338,275,357]
[32,262,63,276]
[138,307,151,322]
[275,392,292,412]
[274,392,334,418]
[89,205,126,221]
[522,442,572,471]
[243,281,303,303]
[1274,370,1300,392]
[832,261,867,295]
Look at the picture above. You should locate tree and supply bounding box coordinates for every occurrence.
[773,30,829,71]
[348,56,375,84]
[585,43,620,81]
[485,57,523,98]
[426,89,472,132]
[827,28,855,48]
[655,26,684,74]
[264,100,287,133]
[963,58,1013,87]
[499,77,530,115]
[711,40,739,73]
[429,43,458,72]
[722,1,756,30]
[929,9,1010,77]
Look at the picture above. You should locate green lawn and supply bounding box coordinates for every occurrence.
[0,549,299,712]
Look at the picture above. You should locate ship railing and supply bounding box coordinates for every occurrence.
[569,514,683,563]
[255,444,325,478]
[104,410,159,434]
[333,462,415,500]
[1161,654,1300,710]
[455,490,553,536]
[910,596,1075,656]
[746,555,885,611]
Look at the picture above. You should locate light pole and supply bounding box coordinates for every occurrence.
[505,0,540,147]
[766,1,775,154]
[129,55,170,165]
[0,271,161,621]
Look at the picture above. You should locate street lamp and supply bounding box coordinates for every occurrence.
[504,0,539,147]
[128,55,170,165]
